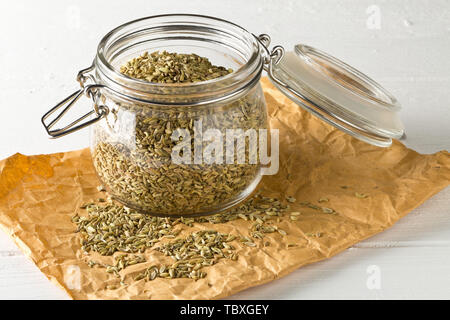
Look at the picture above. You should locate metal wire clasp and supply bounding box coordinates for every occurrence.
[256,34,288,87]
[41,83,109,139]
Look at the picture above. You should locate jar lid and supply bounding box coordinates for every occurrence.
[270,44,404,147]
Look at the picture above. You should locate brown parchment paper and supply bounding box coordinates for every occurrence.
[0,78,449,300]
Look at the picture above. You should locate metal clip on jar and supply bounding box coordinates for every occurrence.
[42,14,404,217]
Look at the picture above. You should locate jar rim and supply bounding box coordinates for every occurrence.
[94,14,264,105]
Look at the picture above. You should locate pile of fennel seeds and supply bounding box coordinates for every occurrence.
[72,190,291,286]
[120,51,233,83]
[73,188,357,288]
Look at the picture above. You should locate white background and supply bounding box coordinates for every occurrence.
[0,0,449,299]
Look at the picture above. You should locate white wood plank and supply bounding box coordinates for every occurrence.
[0,255,69,300]
[0,233,21,254]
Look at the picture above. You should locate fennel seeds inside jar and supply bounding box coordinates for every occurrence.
[91,49,267,216]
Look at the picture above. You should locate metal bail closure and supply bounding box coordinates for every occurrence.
[41,84,109,138]
[264,42,405,147]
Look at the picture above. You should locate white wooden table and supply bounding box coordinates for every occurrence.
[0,0,448,299]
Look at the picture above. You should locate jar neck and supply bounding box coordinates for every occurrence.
[93,14,264,105]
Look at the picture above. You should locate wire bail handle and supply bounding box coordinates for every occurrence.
[256,34,288,88]
[41,65,109,139]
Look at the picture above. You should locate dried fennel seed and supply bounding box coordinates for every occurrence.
[321,207,335,214]
[355,192,369,199]
[120,51,232,83]
[290,211,300,221]
[106,284,119,290]
[305,232,323,238]
[298,201,337,215]
[92,50,266,215]
[89,254,146,279]
[135,230,237,281]
[286,195,296,203]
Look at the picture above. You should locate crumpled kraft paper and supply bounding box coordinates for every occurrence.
[0,78,449,300]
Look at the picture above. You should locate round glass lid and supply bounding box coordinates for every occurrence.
[270,44,405,147]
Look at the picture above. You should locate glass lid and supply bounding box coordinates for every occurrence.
[269,44,404,147]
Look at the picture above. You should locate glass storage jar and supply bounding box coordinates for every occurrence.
[42,14,404,217]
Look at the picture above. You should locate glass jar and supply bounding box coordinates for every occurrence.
[42,14,404,217]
